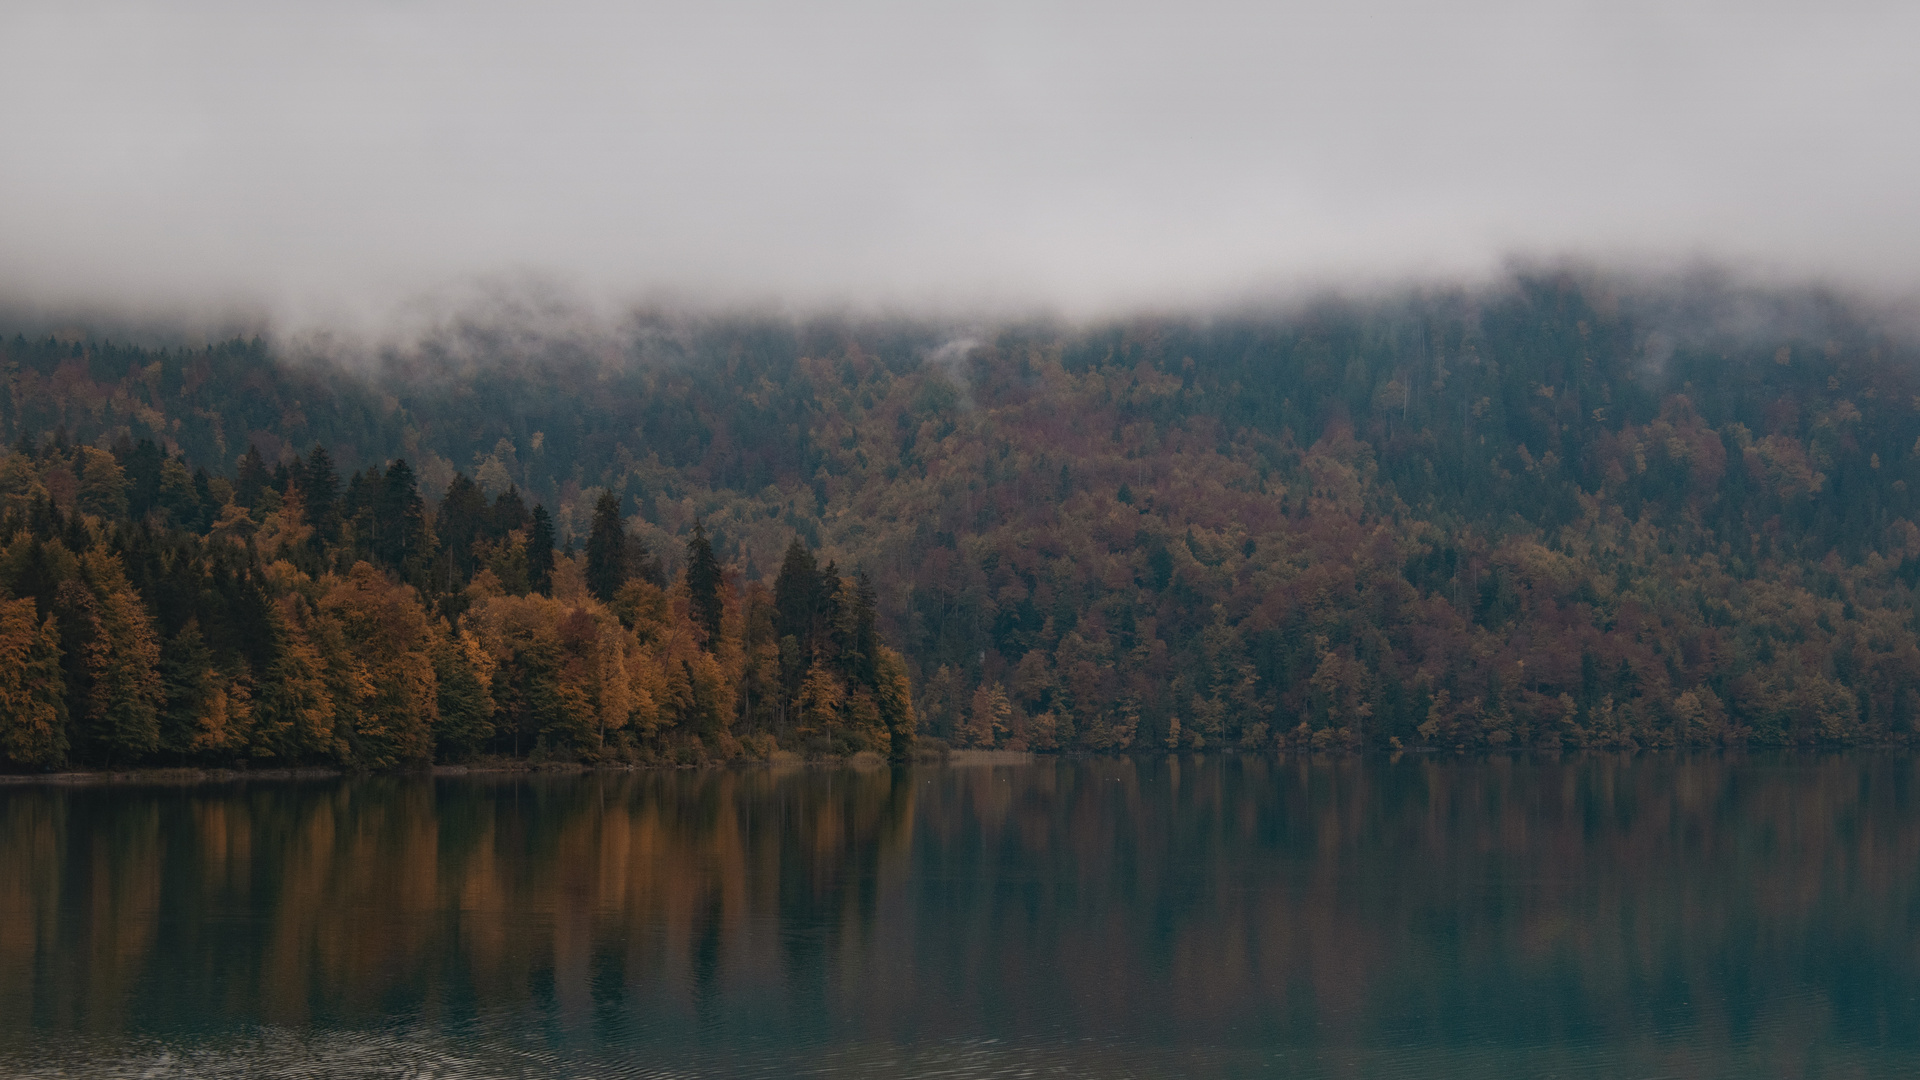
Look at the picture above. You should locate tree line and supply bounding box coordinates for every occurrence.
[0,430,913,770]
[10,273,1920,754]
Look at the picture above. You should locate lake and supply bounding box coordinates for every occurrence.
[2,754,1917,1078]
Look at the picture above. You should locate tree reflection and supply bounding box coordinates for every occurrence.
[3,754,1919,1065]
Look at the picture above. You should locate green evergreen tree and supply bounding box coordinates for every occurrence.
[685,521,724,650]
[234,444,271,508]
[157,618,214,755]
[490,486,529,537]
[340,465,380,566]
[436,473,489,587]
[82,558,163,764]
[122,438,163,519]
[375,458,431,580]
[774,537,818,650]
[303,445,340,539]
[430,633,494,760]
[773,537,820,704]
[585,491,626,602]
[527,504,555,597]
[850,571,880,686]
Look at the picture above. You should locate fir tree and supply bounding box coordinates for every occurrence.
[584,491,626,602]
[157,619,214,755]
[685,520,724,650]
[437,473,489,588]
[773,537,818,652]
[123,439,163,519]
[234,444,270,507]
[303,446,339,540]
[375,458,431,582]
[527,504,555,597]
[430,632,494,760]
[491,486,529,537]
[773,537,820,707]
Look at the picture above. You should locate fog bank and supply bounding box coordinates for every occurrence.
[4,1,1918,332]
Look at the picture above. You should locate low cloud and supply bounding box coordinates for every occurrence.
[4,1,1919,334]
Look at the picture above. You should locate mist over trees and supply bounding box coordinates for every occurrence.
[7,272,1920,765]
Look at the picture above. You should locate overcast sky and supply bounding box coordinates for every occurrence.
[3,0,1917,330]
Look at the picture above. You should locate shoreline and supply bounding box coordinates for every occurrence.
[3,746,1910,786]
[0,749,1040,786]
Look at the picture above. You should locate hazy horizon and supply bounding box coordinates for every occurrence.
[5,1,1919,338]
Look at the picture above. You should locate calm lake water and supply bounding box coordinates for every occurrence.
[3,754,1919,1078]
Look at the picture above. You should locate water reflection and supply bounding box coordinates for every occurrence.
[3,755,1918,1077]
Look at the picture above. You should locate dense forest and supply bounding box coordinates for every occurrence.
[0,437,914,769]
[7,271,1920,766]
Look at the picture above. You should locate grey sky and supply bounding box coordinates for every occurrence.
[3,0,1917,329]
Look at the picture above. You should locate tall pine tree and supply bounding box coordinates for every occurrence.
[685,521,724,650]
[303,445,339,541]
[375,458,432,585]
[585,491,626,602]
[773,537,817,650]
[436,473,489,588]
[234,444,270,508]
[527,504,555,597]
[773,537,819,693]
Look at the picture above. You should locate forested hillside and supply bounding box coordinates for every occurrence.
[8,272,1920,763]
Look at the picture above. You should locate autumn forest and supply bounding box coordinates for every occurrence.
[5,273,1920,770]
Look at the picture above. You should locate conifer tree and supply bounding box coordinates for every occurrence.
[157,619,215,755]
[491,486,529,537]
[375,458,432,584]
[82,555,163,763]
[341,465,379,565]
[685,520,724,650]
[437,474,488,586]
[303,446,339,540]
[123,439,163,519]
[585,491,626,602]
[234,444,270,507]
[62,513,90,555]
[773,537,818,691]
[527,504,555,596]
[251,615,336,760]
[430,631,494,758]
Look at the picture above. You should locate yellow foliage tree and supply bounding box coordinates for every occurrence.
[0,595,68,768]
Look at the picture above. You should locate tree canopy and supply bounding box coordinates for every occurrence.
[9,273,1920,757]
